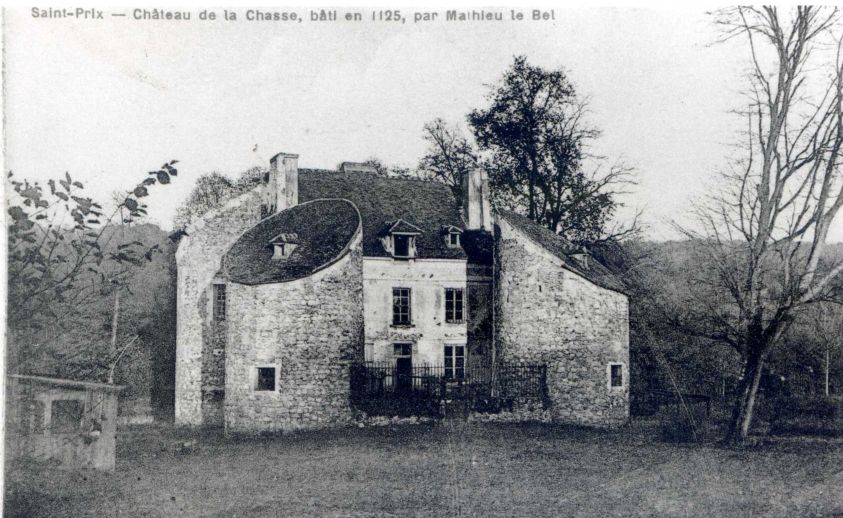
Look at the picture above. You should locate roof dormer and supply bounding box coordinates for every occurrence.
[269,232,299,260]
[442,225,463,248]
[381,219,422,259]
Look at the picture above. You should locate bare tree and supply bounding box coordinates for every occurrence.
[416,118,479,206]
[679,7,843,442]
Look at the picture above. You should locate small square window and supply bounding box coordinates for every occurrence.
[609,364,623,388]
[256,367,276,391]
[448,233,460,247]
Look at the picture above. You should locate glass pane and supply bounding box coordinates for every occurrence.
[444,346,452,358]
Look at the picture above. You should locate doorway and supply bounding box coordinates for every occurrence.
[393,343,413,394]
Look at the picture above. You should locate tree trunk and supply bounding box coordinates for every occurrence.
[108,291,120,384]
[725,349,765,444]
[826,345,830,397]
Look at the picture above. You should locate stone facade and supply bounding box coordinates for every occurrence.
[175,152,630,431]
[224,230,364,433]
[495,217,630,427]
[175,190,263,426]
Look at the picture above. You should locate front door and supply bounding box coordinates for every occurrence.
[396,357,413,393]
[394,343,413,394]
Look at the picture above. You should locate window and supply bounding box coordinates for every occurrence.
[50,399,84,433]
[393,343,412,357]
[445,288,465,323]
[256,367,276,391]
[609,364,624,389]
[385,220,421,258]
[448,233,460,247]
[213,284,226,322]
[271,242,298,260]
[393,235,412,258]
[392,288,412,325]
[444,345,466,380]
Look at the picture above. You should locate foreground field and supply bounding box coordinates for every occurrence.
[6,419,843,517]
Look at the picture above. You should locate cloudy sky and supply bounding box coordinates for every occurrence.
[5,7,841,241]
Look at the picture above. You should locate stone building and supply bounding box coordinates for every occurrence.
[6,375,122,471]
[175,152,629,432]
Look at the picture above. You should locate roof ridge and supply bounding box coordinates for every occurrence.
[299,169,456,188]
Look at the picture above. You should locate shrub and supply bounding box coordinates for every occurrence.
[764,395,843,437]
[658,400,711,443]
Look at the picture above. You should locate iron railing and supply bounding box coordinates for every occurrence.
[349,361,547,416]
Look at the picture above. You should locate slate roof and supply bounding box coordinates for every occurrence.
[498,210,627,294]
[222,168,624,292]
[298,170,467,260]
[224,199,360,285]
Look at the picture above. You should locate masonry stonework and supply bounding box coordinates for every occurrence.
[224,231,364,433]
[495,218,630,427]
[175,190,263,426]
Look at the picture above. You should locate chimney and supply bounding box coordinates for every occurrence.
[462,169,492,231]
[267,152,299,213]
[339,162,378,175]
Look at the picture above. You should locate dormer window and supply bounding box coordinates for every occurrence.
[394,235,412,257]
[570,247,590,270]
[269,232,299,260]
[443,225,463,248]
[382,219,422,259]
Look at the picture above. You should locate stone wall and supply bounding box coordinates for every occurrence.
[224,231,364,433]
[495,218,629,427]
[175,189,263,426]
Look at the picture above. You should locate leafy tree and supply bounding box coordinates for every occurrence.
[174,167,267,230]
[7,161,178,379]
[468,55,637,245]
[677,6,843,443]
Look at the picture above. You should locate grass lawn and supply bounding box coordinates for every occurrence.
[6,419,843,517]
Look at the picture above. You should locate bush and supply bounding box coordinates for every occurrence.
[764,395,843,437]
[764,395,839,421]
[658,400,711,443]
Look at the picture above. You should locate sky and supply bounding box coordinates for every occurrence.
[4,6,842,241]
